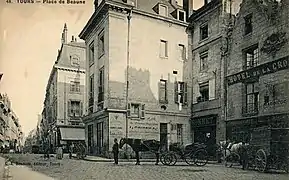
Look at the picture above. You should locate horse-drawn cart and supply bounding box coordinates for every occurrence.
[246,126,289,173]
[160,142,209,166]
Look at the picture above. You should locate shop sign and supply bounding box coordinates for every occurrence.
[227,56,289,86]
[192,115,216,127]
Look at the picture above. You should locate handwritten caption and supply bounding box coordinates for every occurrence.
[6,0,86,4]
[15,161,62,167]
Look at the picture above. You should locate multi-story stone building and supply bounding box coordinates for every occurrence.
[0,93,24,152]
[79,0,194,156]
[225,0,289,142]
[188,0,226,154]
[42,24,86,150]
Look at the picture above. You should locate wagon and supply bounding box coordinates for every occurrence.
[245,126,289,173]
[160,142,209,166]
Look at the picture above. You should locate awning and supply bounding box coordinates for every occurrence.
[59,128,85,141]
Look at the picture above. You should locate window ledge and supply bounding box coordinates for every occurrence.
[160,56,168,59]
[199,37,209,44]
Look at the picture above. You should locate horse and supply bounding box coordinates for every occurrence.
[119,138,161,165]
[217,140,249,166]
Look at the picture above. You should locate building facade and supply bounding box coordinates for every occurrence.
[80,0,193,157]
[0,93,24,152]
[41,24,86,150]
[188,0,226,153]
[226,0,289,142]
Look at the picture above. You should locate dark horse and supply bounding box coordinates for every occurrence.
[119,138,161,165]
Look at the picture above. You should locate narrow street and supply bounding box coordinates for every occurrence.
[4,154,289,180]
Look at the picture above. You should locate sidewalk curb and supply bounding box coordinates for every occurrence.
[74,156,220,165]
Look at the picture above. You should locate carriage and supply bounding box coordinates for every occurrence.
[119,138,208,166]
[160,142,209,166]
[245,126,289,173]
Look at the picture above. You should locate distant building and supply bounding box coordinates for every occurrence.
[225,0,289,141]
[79,0,193,157]
[0,93,24,152]
[41,24,86,150]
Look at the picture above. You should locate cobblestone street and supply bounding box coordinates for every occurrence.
[4,154,289,180]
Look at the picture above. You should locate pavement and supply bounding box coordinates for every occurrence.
[1,154,289,180]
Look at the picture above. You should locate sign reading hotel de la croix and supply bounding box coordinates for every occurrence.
[227,56,289,86]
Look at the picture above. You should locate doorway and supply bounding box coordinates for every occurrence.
[160,123,168,151]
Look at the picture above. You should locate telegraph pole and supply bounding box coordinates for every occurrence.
[125,8,132,158]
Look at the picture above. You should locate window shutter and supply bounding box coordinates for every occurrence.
[80,102,83,116]
[158,82,161,103]
[68,101,71,116]
[140,104,145,119]
[174,82,179,103]
[184,82,188,105]
[209,79,216,100]
[127,103,131,118]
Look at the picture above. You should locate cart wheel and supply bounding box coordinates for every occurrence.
[160,153,167,165]
[190,149,208,166]
[163,152,177,166]
[255,149,267,173]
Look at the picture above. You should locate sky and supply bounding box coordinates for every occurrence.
[0,0,240,136]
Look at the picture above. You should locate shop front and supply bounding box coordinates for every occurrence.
[226,113,289,143]
[191,115,217,157]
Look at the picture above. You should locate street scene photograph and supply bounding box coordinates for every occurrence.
[0,0,289,179]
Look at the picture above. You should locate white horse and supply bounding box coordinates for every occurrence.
[218,141,249,162]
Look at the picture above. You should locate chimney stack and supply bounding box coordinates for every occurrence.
[185,0,194,18]
[62,23,68,44]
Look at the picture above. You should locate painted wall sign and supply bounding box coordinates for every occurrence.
[191,115,216,127]
[109,114,124,136]
[227,56,289,86]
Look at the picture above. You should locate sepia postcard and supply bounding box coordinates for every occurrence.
[0,0,288,179]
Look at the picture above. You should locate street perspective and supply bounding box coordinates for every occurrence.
[1,0,289,179]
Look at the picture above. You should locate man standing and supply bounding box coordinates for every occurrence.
[112,138,119,165]
[69,143,74,159]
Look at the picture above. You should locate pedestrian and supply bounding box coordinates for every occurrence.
[112,138,119,165]
[69,143,74,159]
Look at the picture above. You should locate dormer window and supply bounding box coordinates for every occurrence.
[178,10,185,22]
[122,0,136,6]
[159,4,168,16]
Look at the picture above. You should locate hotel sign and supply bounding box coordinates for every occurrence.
[227,56,289,86]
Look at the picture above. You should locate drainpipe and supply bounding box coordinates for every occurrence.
[125,8,132,159]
